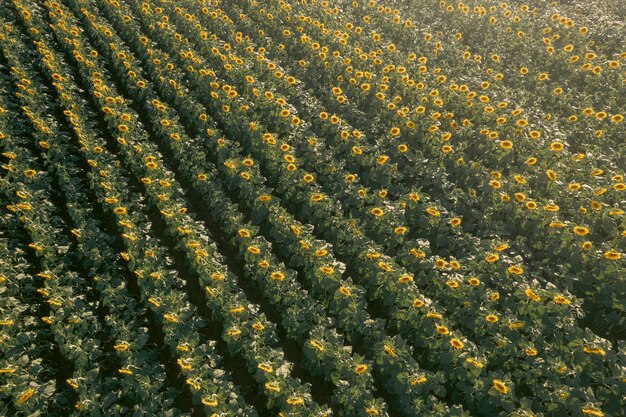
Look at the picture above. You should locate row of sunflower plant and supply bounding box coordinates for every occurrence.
[0,235,58,415]
[7,6,255,415]
[0,75,59,416]
[0,24,133,414]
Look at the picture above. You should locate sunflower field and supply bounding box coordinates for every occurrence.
[0,0,624,416]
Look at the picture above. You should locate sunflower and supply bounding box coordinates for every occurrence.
[412,299,425,308]
[553,295,570,305]
[16,388,35,405]
[581,407,604,417]
[568,183,582,192]
[264,382,280,392]
[436,325,449,335]
[485,314,499,323]
[354,364,368,375]
[435,258,447,269]
[583,346,606,356]
[525,348,538,356]
[308,339,325,353]
[485,253,500,263]
[449,217,462,227]
[523,287,540,301]
[394,226,407,235]
[546,169,557,181]
[270,272,285,281]
[603,251,621,260]
[573,226,589,236]
[450,338,464,349]
[550,142,564,151]
[258,362,273,373]
[468,277,480,286]
[377,155,389,165]
[338,286,352,297]
[201,397,219,407]
[492,379,508,395]
[319,266,334,275]
[466,357,483,368]
[489,180,501,189]
[446,280,459,288]
[525,201,538,210]
[310,193,325,202]
[370,207,384,217]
